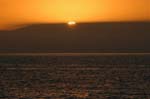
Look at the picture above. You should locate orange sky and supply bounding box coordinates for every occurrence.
[0,0,149,30]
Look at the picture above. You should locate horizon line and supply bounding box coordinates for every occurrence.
[0,52,150,56]
[1,21,149,31]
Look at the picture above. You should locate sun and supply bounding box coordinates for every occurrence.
[68,21,76,26]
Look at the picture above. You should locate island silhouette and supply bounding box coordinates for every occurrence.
[0,22,149,53]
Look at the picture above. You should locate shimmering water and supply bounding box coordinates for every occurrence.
[0,53,150,99]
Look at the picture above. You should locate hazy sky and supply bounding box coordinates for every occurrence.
[0,0,149,30]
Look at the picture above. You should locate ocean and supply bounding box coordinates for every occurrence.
[0,53,150,99]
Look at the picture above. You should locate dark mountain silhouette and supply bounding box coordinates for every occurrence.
[0,22,149,53]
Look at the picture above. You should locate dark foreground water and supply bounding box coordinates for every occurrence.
[0,53,150,99]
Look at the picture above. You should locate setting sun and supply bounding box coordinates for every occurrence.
[68,21,76,26]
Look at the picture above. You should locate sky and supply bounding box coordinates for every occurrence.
[0,0,149,30]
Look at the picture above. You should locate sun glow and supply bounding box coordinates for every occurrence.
[0,0,149,30]
[68,21,76,26]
